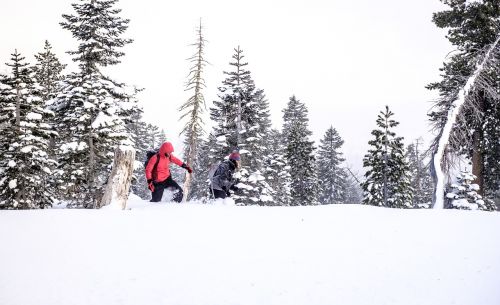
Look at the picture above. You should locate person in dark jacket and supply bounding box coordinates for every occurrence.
[210,151,241,199]
[145,141,192,202]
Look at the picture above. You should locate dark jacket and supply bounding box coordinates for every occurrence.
[210,160,238,192]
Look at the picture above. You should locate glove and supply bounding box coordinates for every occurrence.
[147,179,155,192]
[182,163,193,174]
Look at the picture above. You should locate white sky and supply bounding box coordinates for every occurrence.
[0,0,452,174]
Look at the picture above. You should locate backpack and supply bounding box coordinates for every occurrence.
[208,161,221,181]
[144,150,160,181]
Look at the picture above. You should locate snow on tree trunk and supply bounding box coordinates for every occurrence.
[183,173,193,202]
[432,35,500,209]
[99,146,136,210]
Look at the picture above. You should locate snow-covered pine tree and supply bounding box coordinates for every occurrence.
[0,50,57,209]
[344,174,363,204]
[237,88,274,204]
[144,124,163,150]
[262,129,291,206]
[361,106,413,208]
[32,40,67,197]
[209,46,272,204]
[317,126,348,204]
[126,106,150,199]
[446,171,497,211]
[179,19,208,201]
[32,40,66,102]
[282,95,318,206]
[54,0,136,207]
[158,129,167,146]
[189,135,216,201]
[428,0,500,204]
[405,141,433,207]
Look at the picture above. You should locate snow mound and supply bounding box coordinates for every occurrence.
[0,204,499,305]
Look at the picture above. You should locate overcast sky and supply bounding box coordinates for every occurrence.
[0,0,452,174]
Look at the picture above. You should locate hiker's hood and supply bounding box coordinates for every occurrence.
[159,142,174,155]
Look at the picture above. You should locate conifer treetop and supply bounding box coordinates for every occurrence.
[61,0,133,71]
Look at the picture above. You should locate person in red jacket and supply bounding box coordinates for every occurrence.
[145,141,192,202]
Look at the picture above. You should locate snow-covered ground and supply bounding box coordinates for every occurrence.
[1,197,500,305]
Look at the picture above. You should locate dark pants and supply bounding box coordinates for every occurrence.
[151,176,183,203]
[210,188,228,199]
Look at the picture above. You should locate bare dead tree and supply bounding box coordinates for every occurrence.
[179,19,208,202]
[430,35,500,209]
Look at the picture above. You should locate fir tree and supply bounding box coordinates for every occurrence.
[180,19,208,201]
[428,0,500,202]
[344,175,363,204]
[189,135,217,201]
[446,171,497,211]
[282,95,318,206]
[317,126,348,204]
[126,105,150,199]
[361,106,413,208]
[32,40,67,197]
[262,129,291,206]
[0,50,57,209]
[144,124,164,150]
[54,0,136,207]
[209,47,272,205]
[405,141,433,207]
[32,40,66,102]
[61,0,133,73]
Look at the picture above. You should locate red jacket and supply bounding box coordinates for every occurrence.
[145,142,184,182]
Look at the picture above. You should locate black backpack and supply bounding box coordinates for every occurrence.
[144,150,160,181]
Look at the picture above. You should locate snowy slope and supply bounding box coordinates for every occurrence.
[1,199,500,305]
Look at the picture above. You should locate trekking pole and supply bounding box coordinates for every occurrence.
[210,186,215,200]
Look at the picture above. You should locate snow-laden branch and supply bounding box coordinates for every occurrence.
[432,35,500,209]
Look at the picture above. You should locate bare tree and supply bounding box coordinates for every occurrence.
[431,35,500,209]
[179,19,208,201]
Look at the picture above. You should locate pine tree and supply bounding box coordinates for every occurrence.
[61,0,133,72]
[32,40,66,102]
[361,106,413,208]
[189,135,216,201]
[428,0,500,202]
[446,171,497,211]
[127,106,150,199]
[262,129,291,206]
[282,95,318,206]
[180,19,208,201]
[158,129,167,146]
[208,47,272,204]
[54,0,135,207]
[0,50,57,209]
[236,88,273,205]
[144,124,163,150]
[405,141,433,207]
[32,40,67,198]
[344,175,363,204]
[317,126,348,204]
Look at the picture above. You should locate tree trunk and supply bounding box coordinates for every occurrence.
[89,131,96,208]
[15,85,21,131]
[183,172,193,202]
[99,146,136,209]
[472,91,485,196]
[432,35,500,209]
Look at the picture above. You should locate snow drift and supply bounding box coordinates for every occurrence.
[1,200,499,305]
